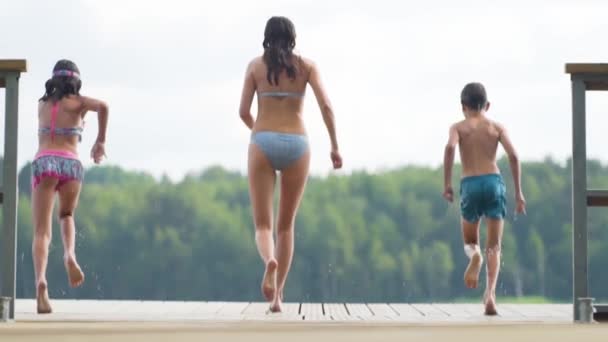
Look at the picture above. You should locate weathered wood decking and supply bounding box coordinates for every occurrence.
[14,300,572,323]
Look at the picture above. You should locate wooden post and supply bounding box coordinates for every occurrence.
[0,60,26,321]
[565,63,608,322]
[571,76,587,321]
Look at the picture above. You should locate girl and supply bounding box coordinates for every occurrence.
[32,59,108,314]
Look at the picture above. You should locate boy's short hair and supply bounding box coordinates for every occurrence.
[461,82,487,111]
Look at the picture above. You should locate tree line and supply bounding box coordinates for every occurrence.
[1,157,607,302]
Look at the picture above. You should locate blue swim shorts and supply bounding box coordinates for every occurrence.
[460,173,506,223]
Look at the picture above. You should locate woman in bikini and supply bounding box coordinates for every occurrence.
[239,16,342,313]
[32,59,108,314]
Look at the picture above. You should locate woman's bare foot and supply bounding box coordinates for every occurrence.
[36,282,52,314]
[268,293,282,313]
[464,251,483,288]
[64,256,85,288]
[484,290,498,316]
[261,259,278,301]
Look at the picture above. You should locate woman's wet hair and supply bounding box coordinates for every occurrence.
[40,59,82,102]
[460,82,488,111]
[262,16,299,85]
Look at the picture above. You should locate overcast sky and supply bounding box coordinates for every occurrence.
[1,0,608,180]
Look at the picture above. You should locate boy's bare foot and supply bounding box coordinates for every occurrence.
[36,282,52,314]
[261,259,278,301]
[484,290,498,316]
[64,256,85,288]
[464,251,483,288]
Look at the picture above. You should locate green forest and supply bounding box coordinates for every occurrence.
[1,157,608,303]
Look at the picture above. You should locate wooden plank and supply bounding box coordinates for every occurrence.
[300,303,326,321]
[191,302,226,315]
[324,303,355,321]
[566,63,608,74]
[119,300,167,314]
[502,304,537,318]
[242,302,273,318]
[14,299,37,314]
[587,190,608,206]
[345,303,373,320]
[433,303,474,318]
[492,304,526,319]
[410,303,449,317]
[157,301,207,315]
[586,82,608,91]
[503,304,568,319]
[280,302,301,316]
[0,59,27,72]
[458,303,509,320]
[389,303,425,318]
[215,302,249,316]
[542,304,573,317]
[366,303,398,319]
[245,302,301,316]
[38,299,126,314]
[242,302,302,321]
[552,304,574,315]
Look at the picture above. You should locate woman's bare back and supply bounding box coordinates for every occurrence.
[249,56,312,134]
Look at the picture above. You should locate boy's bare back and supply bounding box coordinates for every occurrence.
[453,116,504,178]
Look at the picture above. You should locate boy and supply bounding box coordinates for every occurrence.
[443,82,526,315]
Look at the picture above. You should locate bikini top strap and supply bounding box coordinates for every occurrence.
[50,102,60,140]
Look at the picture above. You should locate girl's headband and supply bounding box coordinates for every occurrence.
[53,69,80,79]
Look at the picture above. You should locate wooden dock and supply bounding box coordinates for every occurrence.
[14,299,572,323]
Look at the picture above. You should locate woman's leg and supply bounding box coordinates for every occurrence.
[273,151,310,312]
[248,143,278,302]
[32,177,58,314]
[57,180,85,288]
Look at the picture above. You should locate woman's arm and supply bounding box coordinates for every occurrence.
[239,60,256,130]
[308,61,338,151]
[308,61,342,169]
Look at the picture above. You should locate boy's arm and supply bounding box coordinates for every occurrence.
[498,123,526,213]
[443,124,459,202]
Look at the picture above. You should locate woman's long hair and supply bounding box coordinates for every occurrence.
[262,16,298,86]
[40,59,82,102]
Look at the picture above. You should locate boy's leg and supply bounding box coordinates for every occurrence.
[484,218,504,315]
[461,218,483,288]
